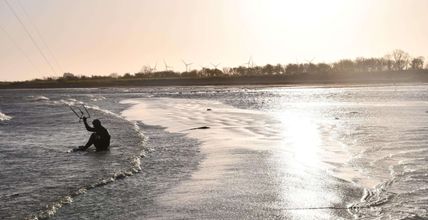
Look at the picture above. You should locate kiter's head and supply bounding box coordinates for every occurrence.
[92,119,102,128]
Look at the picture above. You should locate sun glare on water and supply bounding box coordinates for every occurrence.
[277,111,322,168]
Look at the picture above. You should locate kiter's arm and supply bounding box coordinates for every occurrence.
[83,117,95,132]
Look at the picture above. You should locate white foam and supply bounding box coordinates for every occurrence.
[88,95,106,101]
[49,98,84,106]
[0,112,12,121]
[27,95,49,101]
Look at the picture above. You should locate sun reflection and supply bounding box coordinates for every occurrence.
[275,109,338,217]
[277,111,321,168]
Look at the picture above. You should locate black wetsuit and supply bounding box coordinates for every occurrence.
[81,119,110,151]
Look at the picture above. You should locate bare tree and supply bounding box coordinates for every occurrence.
[333,59,355,73]
[285,64,299,75]
[222,67,232,75]
[262,64,275,75]
[62,72,78,80]
[391,49,411,70]
[317,63,332,73]
[109,73,119,78]
[140,65,153,74]
[410,56,425,70]
[383,55,393,71]
[274,64,285,75]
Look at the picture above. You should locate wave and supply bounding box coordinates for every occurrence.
[0,111,12,121]
[28,154,145,220]
[87,94,107,102]
[347,179,396,217]
[50,98,84,106]
[26,95,50,101]
[348,176,428,218]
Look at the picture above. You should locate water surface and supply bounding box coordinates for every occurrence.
[1,84,427,219]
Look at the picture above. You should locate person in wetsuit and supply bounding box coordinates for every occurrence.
[76,117,110,151]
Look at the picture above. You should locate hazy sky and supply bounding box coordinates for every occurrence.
[0,0,427,81]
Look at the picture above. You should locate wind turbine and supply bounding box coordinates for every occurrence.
[142,62,157,73]
[211,62,220,70]
[182,59,193,72]
[152,62,158,72]
[163,60,172,71]
[304,58,316,73]
[139,65,146,73]
[244,56,254,68]
[140,64,153,73]
[305,57,315,65]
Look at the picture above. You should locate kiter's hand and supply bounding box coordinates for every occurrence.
[82,116,87,121]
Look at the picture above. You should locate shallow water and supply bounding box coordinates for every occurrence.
[1,84,428,219]
[0,89,148,219]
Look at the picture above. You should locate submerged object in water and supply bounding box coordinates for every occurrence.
[189,126,210,130]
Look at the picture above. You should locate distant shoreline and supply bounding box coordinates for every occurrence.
[1,71,428,89]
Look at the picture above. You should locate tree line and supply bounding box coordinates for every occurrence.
[35,49,427,82]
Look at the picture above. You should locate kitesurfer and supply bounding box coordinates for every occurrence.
[75,117,110,151]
